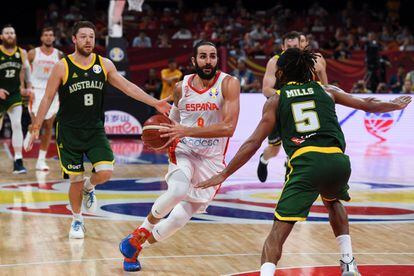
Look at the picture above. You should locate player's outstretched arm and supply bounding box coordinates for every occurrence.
[103,57,171,115]
[324,84,411,112]
[160,76,240,139]
[315,53,328,85]
[29,60,64,144]
[262,57,278,98]
[196,96,278,189]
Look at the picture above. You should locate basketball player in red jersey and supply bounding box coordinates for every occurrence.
[119,41,241,272]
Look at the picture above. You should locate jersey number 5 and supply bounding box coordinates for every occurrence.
[291,100,320,133]
[84,93,94,106]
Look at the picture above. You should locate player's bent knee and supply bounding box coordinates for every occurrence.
[69,173,84,183]
[95,170,112,183]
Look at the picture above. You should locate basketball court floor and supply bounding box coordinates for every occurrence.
[1,138,413,275]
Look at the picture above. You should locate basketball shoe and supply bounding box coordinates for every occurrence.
[340,257,360,276]
[13,159,27,174]
[36,159,50,171]
[82,179,97,212]
[69,219,85,239]
[119,228,151,271]
[257,154,268,182]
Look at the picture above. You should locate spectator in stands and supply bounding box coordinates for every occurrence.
[351,80,372,93]
[132,32,152,48]
[376,82,389,93]
[402,79,414,94]
[172,26,192,40]
[334,42,350,60]
[144,69,162,99]
[249,23,269,40]
[306,34,319,50]
[399,37,414,51]
[158,33,172,48]
[160,58,182,100]
[231,58,259,93]
[389,64,405,93]
[229,44,247,60]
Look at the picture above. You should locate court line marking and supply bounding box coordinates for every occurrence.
[0,252,413,268]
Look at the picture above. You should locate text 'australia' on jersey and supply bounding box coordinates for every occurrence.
[276,81,346,158]
[0,47,23,95]
[57,54,107,128]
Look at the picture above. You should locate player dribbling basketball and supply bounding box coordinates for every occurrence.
[119,40,241,272]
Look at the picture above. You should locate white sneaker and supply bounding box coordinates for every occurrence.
[69,220,85,239]
[82,186,98,213]
[340,258,361,276]
[36,159,50,171]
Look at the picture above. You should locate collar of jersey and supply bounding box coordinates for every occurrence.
[286,81,303,86]
[0,46,18,56]
[68,53,96,70]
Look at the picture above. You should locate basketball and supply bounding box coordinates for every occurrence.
[142,114,172,149]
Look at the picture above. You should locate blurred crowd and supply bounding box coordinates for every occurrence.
[33,0,414,95]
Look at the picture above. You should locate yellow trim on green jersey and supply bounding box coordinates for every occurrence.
[98,55,108,80]
[274,211,307,221]
[93,160,115,168]
[0,45,18,56]
[290,146,343,161]
[68,53,96,70]
[62,58,69,85]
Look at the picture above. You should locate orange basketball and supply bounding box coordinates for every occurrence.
[142,115,172,149]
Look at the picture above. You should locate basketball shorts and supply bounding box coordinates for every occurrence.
[268,126,281,146]
[56,123,114,178]
[30,87,59,120]
[0,91,22,117]
[275,147,351,222]
[166,142,225,210]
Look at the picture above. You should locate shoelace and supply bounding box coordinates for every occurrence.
[73,221,83,231]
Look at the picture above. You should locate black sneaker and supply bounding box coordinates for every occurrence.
[13,159,27,174]
[257,154,268,183]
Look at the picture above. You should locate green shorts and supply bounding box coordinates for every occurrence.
[0,92,22,116]
[268,126,282,146]
[275,146,351,222]
[56,123,114,178]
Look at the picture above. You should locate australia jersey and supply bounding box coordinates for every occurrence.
[276,81,346,158]
[57,53,107,128]
[177,71,230,157]
[0,46,23,96]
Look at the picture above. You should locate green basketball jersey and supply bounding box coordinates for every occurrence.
[276,81,346,158]
[0,47,23,95]
[57,54,107,128]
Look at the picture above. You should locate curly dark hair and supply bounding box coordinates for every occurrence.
[275,47,318,89]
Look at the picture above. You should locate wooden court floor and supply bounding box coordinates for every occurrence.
[1,143,414,275]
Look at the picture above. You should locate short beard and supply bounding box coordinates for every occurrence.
[195,62,218,80]
[3,40,16,48]
[77,46,92,57]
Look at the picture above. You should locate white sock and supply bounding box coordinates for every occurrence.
[73,212,83,222]
[14,151,23,160]
[38,149,47,160]
[336,234,353,263]
[140,217,155,231]
[83,177,95,192]
[260,262,276,276]
[260,155,269,165]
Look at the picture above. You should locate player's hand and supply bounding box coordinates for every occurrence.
[20,87,34,97]
[391,96,411,110]
[154,97,172,116]
[0,88,9,100]
[159,119,188,139]
[195,173,226,189]
[26,124,40,152]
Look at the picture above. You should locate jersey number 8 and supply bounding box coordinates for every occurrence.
[84,93,94,106]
